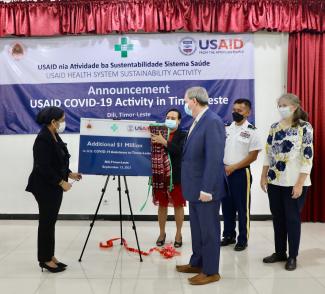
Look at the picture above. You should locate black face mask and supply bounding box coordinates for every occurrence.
[232,112,244,123]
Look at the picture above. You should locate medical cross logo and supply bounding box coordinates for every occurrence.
[110,124,118,132]
[114,37,134,58]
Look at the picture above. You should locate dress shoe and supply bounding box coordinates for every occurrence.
[285,257,297,271]
[156,233,166,247]
[39,262,66,273]
[234,243,247,251]
[176,264,201,273]
[188,274,201,283]
[221,237,236,246]
[263,253,287,263]
[56,262,67,268]
[189,273,221,285]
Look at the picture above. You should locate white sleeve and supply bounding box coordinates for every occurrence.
[263,153,270,166]
[249,131,263,152]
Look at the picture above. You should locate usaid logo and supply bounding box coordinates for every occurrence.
[198,38,244,50]
[134,126,149,132]
[179,37,197,55]
[127,125,149,132]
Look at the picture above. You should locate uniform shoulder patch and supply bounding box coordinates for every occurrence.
[271,122,279,129]
[248,124,256,130]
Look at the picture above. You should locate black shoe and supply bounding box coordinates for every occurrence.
[234,243,247,251]
[56,262,68,268]
[263,253,287,263]
[156,233,166,247]
[174,237,182,248]
[39,262,66,273]
[221,237,236,246]
[285,258,297,271]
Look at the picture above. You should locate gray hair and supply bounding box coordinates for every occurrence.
[278,93,300,107]
[185,87,209,106]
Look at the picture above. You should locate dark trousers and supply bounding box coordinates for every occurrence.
[189,200,221,275]
[267,184,307,258]
[34,189,63,262]
[222,167,252,245]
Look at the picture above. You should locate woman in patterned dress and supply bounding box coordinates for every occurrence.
[151,109,187,248]
[260,93,313,271]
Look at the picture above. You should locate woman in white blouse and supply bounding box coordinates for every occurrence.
[260,93,313,271]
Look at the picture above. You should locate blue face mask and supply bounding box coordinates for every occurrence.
[184,103,193,116]
[165,119,177,129]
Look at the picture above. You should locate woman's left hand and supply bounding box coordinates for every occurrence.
[292,183,303,199]
[69,172,82,181]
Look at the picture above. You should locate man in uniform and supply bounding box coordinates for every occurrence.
[221,99,262,251]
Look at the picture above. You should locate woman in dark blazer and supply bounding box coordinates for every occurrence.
[151,109,187,248]
[26,107,82,273]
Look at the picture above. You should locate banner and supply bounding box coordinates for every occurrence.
[0,33,254,134]
[78,118,153,176]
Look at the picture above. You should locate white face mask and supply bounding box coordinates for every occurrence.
[165,119,178,129]
[57,121,66,133]
[184,103,193,117]
[278,106,293,119]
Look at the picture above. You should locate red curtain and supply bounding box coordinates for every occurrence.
[287,32,325,222]
[0,0,325,37]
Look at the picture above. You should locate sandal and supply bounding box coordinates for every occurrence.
[156,233,166,247]
[174,237,182,248]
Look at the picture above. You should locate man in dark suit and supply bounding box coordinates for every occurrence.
[176,87,228,285]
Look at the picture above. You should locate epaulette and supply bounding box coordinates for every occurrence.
[271,122,279,129]
[225,122,232,127]
[248,124,256,130]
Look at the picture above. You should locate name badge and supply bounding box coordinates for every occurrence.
[238,131,250,143]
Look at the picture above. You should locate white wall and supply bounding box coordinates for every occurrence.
[0,32,288,216]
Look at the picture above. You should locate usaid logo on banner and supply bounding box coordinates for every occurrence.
[198,38,245,53]
[127,125,149,133]
[178,37,197,55]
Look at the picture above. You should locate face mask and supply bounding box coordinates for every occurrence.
[278,106,293,119]
[57,121,66,133]
[232,112,244,123]
[165,119,177,129]
[184,103,193,117]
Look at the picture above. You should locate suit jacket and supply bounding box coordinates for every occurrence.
[26,126,71,195]
[181,109,228,203]
[166,128,187,185]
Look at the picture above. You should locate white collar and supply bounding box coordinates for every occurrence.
[232,119,249,129]
[194,107,209,123]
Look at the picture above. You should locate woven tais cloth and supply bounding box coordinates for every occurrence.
[149,125,171,199]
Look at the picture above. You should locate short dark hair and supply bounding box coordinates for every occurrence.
[36,107,64,125]
[234,98,252,109]
[166,108,182,120]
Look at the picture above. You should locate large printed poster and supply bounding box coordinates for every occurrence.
[0,33,254,134]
